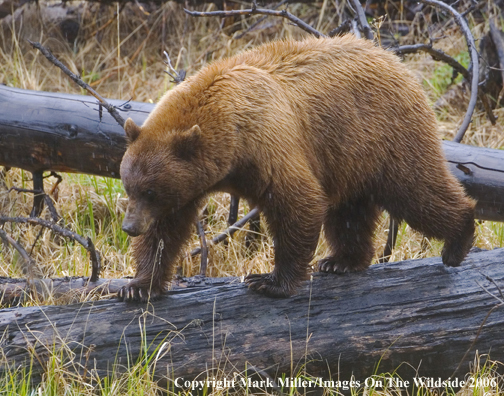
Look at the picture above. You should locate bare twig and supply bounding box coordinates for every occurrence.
[28,40,125,128]
[184,6,326,38]
[489,20,504,107]
[379,217,399,263]
[9,185,61,223]
[328,19,352,38]
[190,208,260,257]
[234,0,290,40]
[228,196,240,226]
[418,0,479,143]
[196,221,208,276]
[395,43,470,80]
[163,51,186,84]
[0,229,39,278]
[30,171,44,218]
[482,273,504,302]
[349,0,373,40]
[350,19,361,39]
[0,216,101,282]
[460,0,486,18]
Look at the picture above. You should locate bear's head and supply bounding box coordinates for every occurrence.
[120,118,211,237]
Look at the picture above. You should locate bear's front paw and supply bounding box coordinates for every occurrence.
[244,273,293,298]
[317,256,369,273]
[117,281,163,302]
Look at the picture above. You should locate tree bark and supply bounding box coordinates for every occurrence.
[1,248,504,389]
[0,85,151,178]
[1,86,504,221]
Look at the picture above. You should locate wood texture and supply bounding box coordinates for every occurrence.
[1,248,504,386]
[1,86,504,221]
[0,85,151,177]
[444,141,504,221]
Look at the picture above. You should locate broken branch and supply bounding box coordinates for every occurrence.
[348,0,373,40]
[190,208,260,257]
[27,40,126,128]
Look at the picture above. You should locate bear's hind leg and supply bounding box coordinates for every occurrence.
[387,181,475,268]
[318,197,380,274]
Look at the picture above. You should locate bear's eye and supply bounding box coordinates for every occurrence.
[144,189,156,200]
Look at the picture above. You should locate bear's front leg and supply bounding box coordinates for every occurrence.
[245,183,325,297]
[118,203,199,302]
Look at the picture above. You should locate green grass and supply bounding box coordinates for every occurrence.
[423,51,470,96]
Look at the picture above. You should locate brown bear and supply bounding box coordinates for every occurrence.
[118,34,475,302]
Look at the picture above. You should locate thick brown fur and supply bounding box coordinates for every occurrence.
[118,35,475,302]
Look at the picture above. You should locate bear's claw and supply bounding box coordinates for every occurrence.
[317,256,369,274]
[244,273,292,298]
[117,282,162,302]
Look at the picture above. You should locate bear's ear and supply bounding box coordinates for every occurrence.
[124,118,141,143]
[171,125,202,160]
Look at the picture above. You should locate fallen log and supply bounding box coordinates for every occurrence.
[0,85,150,178]
[1,86,504,221]
[443,141,504,221]
[1,248,504,389]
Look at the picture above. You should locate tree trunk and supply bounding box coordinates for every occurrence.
[1,86,504,221]
[1,248,504,389]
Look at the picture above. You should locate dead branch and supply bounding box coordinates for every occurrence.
[234,0,290,40]
[184,3,326,38]
[163,50,186,83]
[328,19,352,37]
[0,216,101,282]
[460,0,487,18]
[395,42,497,124]
[190,208,260,257]
[489,20,504,107]
[196,221,208,275]
[0,229,39,279]
[418,0,479,143]
[396,43,469,79]
[348,0,373,40]
[27,40,126,128]
[9,184,61,222]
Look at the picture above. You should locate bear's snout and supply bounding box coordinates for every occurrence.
[122,203,153,237]
[122,221,142,237]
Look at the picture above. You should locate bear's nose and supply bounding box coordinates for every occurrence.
[122,222,141,237]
